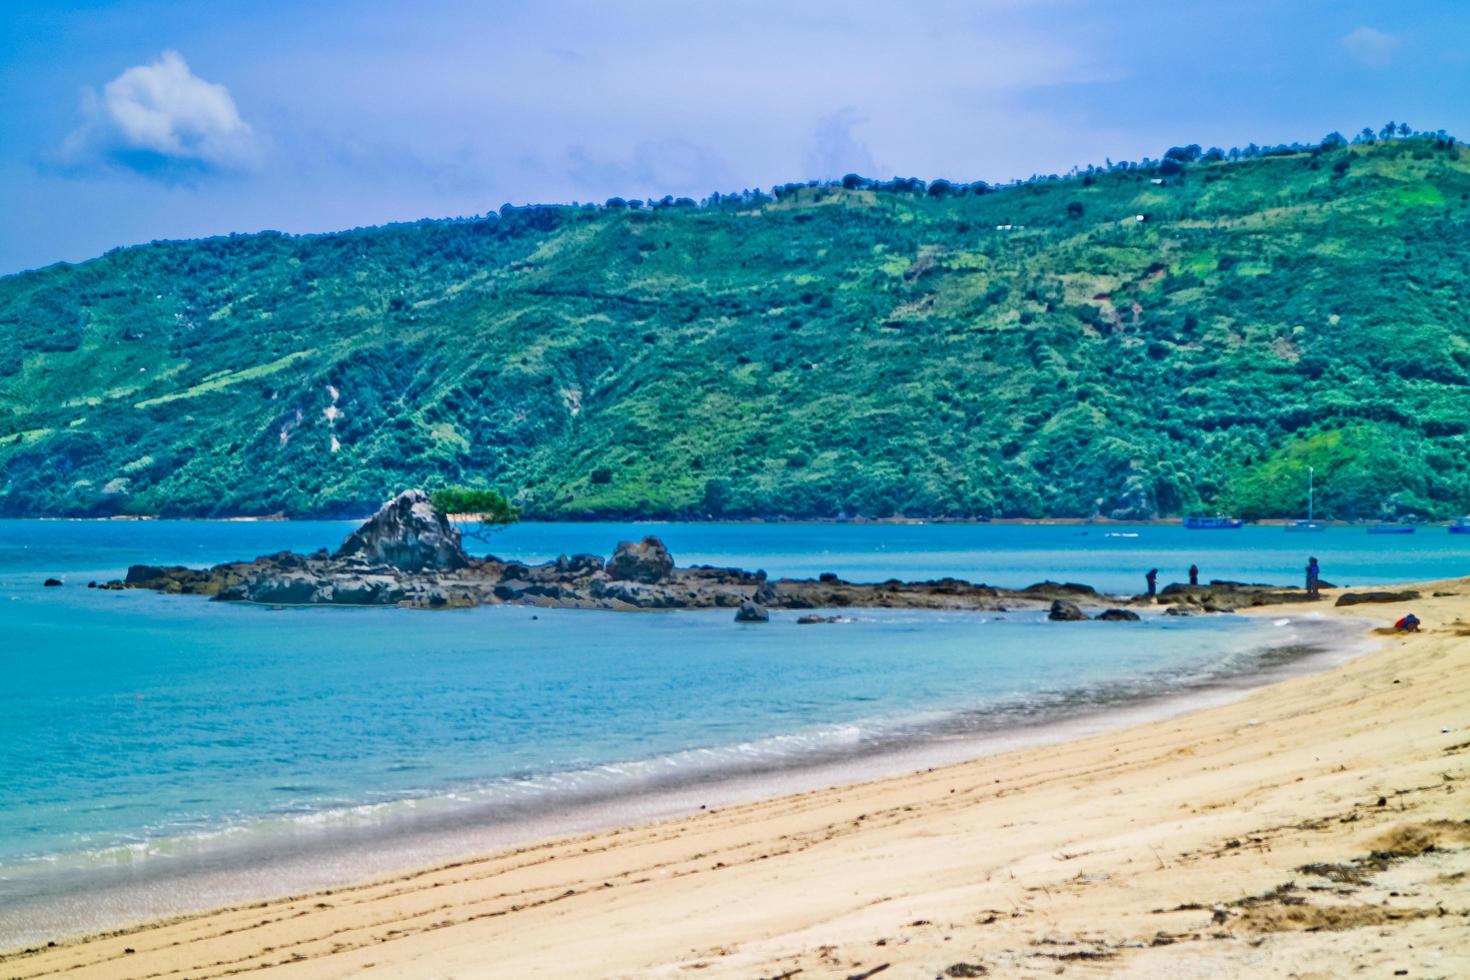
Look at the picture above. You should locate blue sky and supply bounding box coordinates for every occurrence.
[2,0,1467,274]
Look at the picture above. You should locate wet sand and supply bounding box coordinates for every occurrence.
[4,581,1468,978]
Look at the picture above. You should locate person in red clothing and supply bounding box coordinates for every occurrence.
[1393,613,1421,633]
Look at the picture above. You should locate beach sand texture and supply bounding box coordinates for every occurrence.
[4,584,1468,979]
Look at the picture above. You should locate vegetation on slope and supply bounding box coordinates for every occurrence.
[2,131,1469,520]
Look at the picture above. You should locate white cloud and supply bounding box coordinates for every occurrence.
[1341,26,1400,69]
[59,51,259,177]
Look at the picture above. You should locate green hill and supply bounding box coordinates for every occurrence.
[3,135,1469,520]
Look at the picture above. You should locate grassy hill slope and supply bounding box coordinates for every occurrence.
[2,137,1469,520]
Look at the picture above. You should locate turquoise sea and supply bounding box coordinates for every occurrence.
[1,520,1459,946]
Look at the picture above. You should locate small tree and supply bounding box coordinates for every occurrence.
[430,487,520,543]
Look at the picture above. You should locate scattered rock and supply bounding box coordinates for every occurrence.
[333,489,468,572]
[1335,590,1421,607]
[1095,608,1141,621]
[945,965,988,978]
[607,536,674,583]
[1048,599,1087,621]
[42,578,63,587]
[1164,605,1194,616]
[734,598,769,622]
[797,614,846,624]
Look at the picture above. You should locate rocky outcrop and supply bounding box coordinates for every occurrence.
[1024,581,1097,597]
[111,490,1338,616]
[1095,608,1141,621]
[1157,581,1323,611]
[734,599,769,622]
[1335,590,1421,607]
[607,537,674,583]
[1048,599,1088,621]
[333,489,468,572]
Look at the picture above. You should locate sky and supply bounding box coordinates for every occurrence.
[2,0,1468,275]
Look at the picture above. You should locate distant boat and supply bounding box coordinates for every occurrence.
[1184,515,1243,529]
[1104,531,1139,538]
[1367,524,1415,535]
[1451,516,1470,535]
[1286,466,1326,532]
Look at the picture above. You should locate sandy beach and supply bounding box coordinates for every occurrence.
[5,581,1468,979]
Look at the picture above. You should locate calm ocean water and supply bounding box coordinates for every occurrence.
[0,519,1456,945]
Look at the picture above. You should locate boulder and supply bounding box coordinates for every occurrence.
[1164,604,1194,616]
[42,578,63,587]
[1048,599,1087,621]
[607,536,674,583]
[734,599,769,622]
[125,564,173,585]
[1095,608,1141,621]
[1026,581,1098,597]
[334,489,468,572]
[328,574,407,605]
[242,574,323,605]
[1335,590,1421,607]
[555,553,606,577]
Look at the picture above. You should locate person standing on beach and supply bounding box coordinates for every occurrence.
[1306,557,1320,598]
[1146,568,1158,597]
[1188,564,1199,586]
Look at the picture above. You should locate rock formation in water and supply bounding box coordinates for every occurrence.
[734,598,770,622]
[606,536,674,583]
[1047,599,1088,621]
[334,489,468,572]
[111,492,1333,615]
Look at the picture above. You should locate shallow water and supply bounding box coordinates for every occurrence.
[0,519,1437,945]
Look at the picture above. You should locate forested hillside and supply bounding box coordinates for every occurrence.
[2,134,1469,520]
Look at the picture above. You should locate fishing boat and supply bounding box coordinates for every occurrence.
[1183,515,1243,529]
[1451,516,1470,535]
[1367,524,1415,535]
[1286,466,1326,532]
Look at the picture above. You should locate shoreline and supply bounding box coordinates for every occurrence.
[8,582,1467,976]
[0,612,1364,951]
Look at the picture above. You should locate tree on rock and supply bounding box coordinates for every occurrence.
[430,487,520,543]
